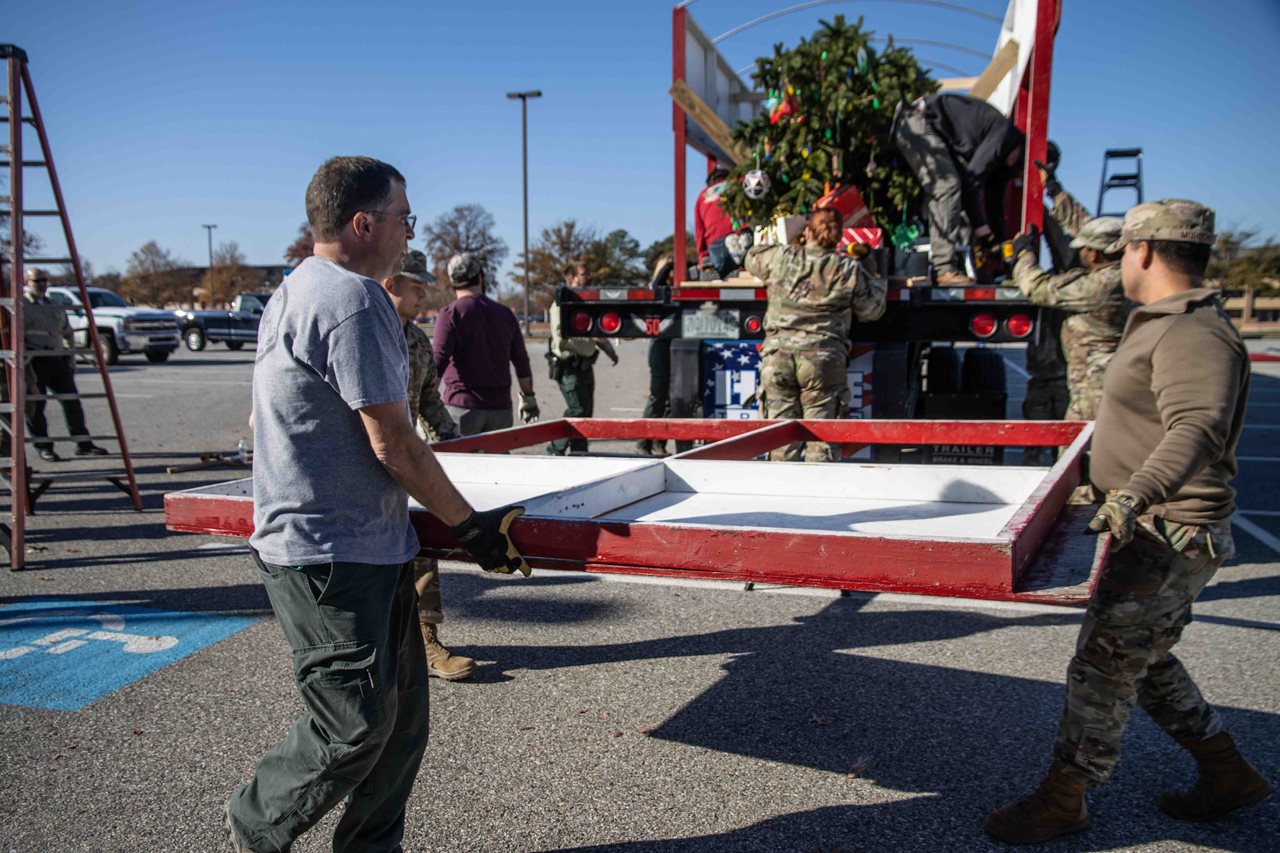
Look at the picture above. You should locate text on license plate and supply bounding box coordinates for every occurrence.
[682,309,740,339]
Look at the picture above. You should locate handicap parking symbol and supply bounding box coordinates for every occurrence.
[0,598,254,711]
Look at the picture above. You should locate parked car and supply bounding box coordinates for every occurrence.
[174,291,271,351]
[45,286,180,364]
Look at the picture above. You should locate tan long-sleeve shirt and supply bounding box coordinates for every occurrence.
[1090,288,1249,523]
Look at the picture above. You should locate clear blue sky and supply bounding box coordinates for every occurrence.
[9,0,1280,284]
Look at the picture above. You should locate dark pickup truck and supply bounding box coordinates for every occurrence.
[174,291,271,351]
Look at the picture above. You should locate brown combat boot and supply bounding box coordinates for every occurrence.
[934,269,975,286]
[1159,731,1274,821]
[422,623,475,681]
[984,763,1090,844]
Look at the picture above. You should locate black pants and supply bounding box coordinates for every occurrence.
[26,355,89,451]
[642,338,671,419]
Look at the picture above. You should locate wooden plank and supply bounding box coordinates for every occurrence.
[669,79,749,166]
[937,76,978,92]
[969,39,1020,102]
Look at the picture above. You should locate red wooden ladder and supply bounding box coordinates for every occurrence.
[1,44,142,570]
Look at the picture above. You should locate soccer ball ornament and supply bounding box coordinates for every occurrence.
[742,169,771,200]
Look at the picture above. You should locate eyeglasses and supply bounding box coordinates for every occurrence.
[365,209,416,231]
[32,277,48,284]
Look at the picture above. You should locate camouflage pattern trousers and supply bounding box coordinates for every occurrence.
[1063,350,1110,422]
[759,347,850,462]
[892,107,968,274]
[413,558,443,625]
[1054,517,1233,785]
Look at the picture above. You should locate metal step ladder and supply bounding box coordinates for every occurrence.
[1,44,142,570]
[1096,147,1143,217]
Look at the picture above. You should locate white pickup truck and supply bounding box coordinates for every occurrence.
[45,286,181,364]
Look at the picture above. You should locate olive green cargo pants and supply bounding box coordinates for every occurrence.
[549,362,595,455]
[228,554,429,853]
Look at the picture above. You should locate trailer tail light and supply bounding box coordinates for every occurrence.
[969,312,998,339]
[743,314,763,334]
[570,311,593,333]
[1006,312,1034,339]
[599,311,623,334]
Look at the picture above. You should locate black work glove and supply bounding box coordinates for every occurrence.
[1034,160,1063,197]
[451,506,532,576]
[1086,490,1145,548]
[519,393,540,424]
[1011,224,1040,258]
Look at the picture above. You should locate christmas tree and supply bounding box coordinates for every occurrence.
[719,15,938,233]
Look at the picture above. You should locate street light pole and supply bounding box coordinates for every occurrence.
[202,223,217,306]
[506,90,541,335]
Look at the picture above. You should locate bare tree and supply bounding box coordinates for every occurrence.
[202,241,249,306]
[421,204,509,298]
[284,222,313,266]
[508,219,599,313]
[121,240,189,306]
[1209,228,1280,294]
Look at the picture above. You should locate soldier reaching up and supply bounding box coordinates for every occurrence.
[744,208,886,462]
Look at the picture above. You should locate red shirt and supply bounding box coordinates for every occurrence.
[695,180,736,259]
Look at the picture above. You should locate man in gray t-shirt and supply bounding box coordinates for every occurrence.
[226,156,532,853]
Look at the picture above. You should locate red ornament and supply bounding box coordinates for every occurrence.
[768,95,797,126]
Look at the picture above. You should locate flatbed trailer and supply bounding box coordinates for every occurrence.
[165,418,1106,606]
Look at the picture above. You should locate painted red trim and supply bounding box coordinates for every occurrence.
[677,422,802,460]
[564,289,663,303]
[998,421,1091,579]
[1249,352,1280,363]
[1020,0,1059,231]
[573,417,764,442]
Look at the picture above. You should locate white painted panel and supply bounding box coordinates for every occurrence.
[598,491,1018,541]
[663,460,1044,505]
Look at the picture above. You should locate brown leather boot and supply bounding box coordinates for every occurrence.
[1159,731,1274,821]
[422,623,475,681]
[934,269,975,286]
[984,763,1090,844]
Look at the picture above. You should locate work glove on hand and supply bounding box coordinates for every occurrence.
[451,505,532,576]
[1011,225,1040,258]
[1086,490,1145,548]
[608,352,619,366]
[519,393,540,424]
[1034,159,1063,197]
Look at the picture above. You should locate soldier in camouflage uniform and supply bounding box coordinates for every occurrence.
[1012,215,1132,422]
[985,201,1272,845]
[744,208,886,462]
[381,251,474,681]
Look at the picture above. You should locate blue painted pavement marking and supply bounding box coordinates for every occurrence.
[0,598,254,711]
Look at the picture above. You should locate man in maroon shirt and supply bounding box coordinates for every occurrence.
[695,168,737,280]
[432,253,538,435]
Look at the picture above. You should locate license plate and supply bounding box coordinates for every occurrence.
[682,308,740,339]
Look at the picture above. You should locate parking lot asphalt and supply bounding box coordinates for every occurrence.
[0,338,1276,852]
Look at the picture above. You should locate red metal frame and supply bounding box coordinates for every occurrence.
[673,4,688,283]
[1014,0,1061,232]
[165,419,1104,605]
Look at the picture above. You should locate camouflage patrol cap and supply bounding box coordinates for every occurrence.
[1069,216,1124,251]
[395,249,435,284]
[1105,199,1215,254]
[446,252,483,287]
